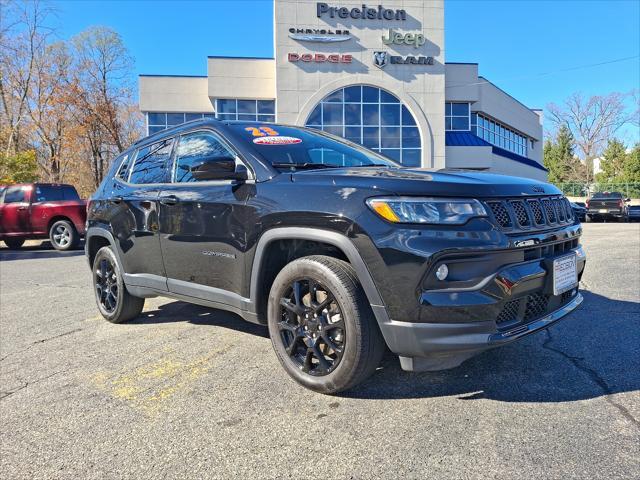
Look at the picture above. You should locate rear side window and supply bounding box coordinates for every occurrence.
[115,153,132,181]
[3,187,26,204]
[63,186,80,200]
[128,139,174,184]
[34,185,64,202]
[174,131,236,183]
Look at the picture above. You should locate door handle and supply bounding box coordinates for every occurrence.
[159,195,179,206]
[111,196,124,204]
[17,206,27,211]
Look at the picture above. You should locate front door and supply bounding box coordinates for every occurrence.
[158,129,255,306]
[0,185,31,236]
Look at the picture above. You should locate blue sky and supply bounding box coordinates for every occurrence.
[55,0,639,141]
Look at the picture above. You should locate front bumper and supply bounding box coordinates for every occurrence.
[378,246,586,371]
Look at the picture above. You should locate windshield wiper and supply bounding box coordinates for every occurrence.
[271,162,342,170]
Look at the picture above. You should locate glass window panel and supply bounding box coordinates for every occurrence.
[345,104,361,125]
[257,114,275,122]
[237,100,257,114]
[129,139,173,184]
[402,106,416,126]
[381,104,401,126]
[402,149,421,167]
[402,127,420,148]
[344,86,361,103]
[362,127,379,148]
[216,99,236,114]
[452,116,469,130]
[381,149,401,161]
[307,104,322,125]
[323,125,344,137]
[174,131,234,183]
[257,100,275,114]
[362,104,379,125]
[203,113,216,119]
[167,113,185,125]
[147,112,166,126]
[34,185,64,202]
[362,86,379,103]
[451,103,469,116]
[184,113,203,122]
[445,117,452,130]
[237,113,256,121]
[380,90,399,103]
[3,187,26,203]
[471,113,477,125]
[322,103,343,125]
[324,89,343,103]
[148,126,165,135]
[380,126,400,148]
[216,113,236,121]
[445,102,452,116]
[345,127,361,142]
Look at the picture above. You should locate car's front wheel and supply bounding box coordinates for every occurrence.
[93,246,145,323]
[267,255,385,394]
[49,220,79,251]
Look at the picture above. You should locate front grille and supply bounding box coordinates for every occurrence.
[496,299,520,325]
[524,292,549,321]
[486,196,574,232]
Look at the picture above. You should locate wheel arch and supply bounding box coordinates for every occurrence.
[85,227,118,268]
[249,227,389,325]
[47,215,76,233]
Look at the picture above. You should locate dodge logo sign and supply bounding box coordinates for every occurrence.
[373,51,389,69]
[288,53,352,63]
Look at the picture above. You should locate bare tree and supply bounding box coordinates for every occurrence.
[547,92,636,182]
[0,0,56,155]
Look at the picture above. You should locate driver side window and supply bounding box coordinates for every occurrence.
[174,131,235,183]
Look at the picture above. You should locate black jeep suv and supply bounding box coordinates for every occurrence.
[86,119,586,393]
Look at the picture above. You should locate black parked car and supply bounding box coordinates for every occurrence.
[570,202,587,222]
[628,205,640,222]
[586,191,629,222]
[86,119,586,393]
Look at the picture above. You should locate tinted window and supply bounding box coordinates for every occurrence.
[592,192,622,199]
[3,187,26,203]
[174,131,235,183]
[115,153,132,181]
[63,186,80,200]
[128,139,173,184]
[34,185,64,202]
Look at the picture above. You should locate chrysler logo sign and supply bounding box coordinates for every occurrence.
[288,28,351,43]
[373,51,435,68]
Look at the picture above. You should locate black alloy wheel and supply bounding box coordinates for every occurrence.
[95,255,119,314]
[278,278,346,376]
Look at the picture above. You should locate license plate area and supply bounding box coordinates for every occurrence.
[553,253,577,295]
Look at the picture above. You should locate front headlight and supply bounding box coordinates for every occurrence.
[366,197,487,225]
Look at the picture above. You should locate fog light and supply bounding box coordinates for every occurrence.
[436,264,449,281]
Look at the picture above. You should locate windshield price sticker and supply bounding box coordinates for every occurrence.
[253,136,302,145]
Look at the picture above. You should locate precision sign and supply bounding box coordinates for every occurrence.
[382,29,426,48]
[316,3,407,21]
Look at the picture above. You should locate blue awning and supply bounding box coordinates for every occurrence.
[445,131,548,172]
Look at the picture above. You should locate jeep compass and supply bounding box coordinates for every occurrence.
[86,119,586,393]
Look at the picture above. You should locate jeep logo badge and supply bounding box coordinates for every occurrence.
[532,186,545,193]
[373,51,389,69]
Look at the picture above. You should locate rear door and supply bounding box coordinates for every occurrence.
[0,185,32,236]
[107,138,174,290]
[158,129,256,303]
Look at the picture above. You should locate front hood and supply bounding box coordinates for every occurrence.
[290,167,560,198]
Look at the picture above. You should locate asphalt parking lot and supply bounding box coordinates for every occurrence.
[1,223,638,479]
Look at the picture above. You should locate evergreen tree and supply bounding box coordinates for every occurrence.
[597,138,627,182]
[544,125,580,184]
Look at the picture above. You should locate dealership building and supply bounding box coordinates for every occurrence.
[139,0,547,180]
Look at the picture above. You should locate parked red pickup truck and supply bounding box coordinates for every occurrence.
[0,183,87,250]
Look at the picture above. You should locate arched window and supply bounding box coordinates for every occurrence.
[305,85,421,167]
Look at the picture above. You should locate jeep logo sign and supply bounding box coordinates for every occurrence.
[382,29,426,48]
[316,3,406,21]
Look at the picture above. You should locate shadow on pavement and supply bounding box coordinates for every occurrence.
[123,290,639,404]
[0,241,85,261]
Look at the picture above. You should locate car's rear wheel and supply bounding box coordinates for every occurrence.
[267,255,385,394]
[3,238,25,249]
[93,246,144,323]
[49,220,79,251]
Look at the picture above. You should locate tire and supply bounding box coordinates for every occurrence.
[92,246,144,323]
[267,255,385,394]
[3,238,25,249]
[49,220,79,251]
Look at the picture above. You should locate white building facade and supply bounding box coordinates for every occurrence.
[139,0,547,180]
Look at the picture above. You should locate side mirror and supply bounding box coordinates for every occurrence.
[625,198,631,202]
[189,156,248,181]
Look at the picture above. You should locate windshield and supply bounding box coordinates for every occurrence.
[226,123,400,170]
